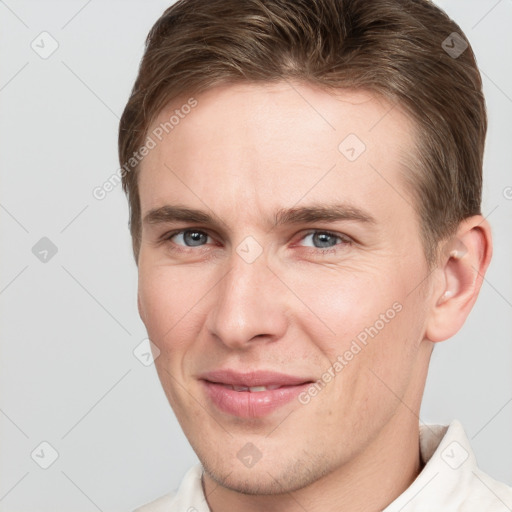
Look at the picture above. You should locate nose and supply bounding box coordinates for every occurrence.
[205,249,288,350]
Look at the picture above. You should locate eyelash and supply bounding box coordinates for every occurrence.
[161,228,353,256]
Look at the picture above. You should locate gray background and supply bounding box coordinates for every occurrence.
[0,0,511,510]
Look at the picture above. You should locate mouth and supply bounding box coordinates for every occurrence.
[199,370,315,418]
[199,369,314,388]
[210,382,295,392]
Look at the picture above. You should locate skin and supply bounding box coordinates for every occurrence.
[136,82,492,512]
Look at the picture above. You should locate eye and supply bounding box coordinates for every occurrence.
[168,229,212,247]
[298,230,350,250]
[162,228,352,255]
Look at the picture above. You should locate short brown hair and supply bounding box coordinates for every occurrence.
[119,0,486,265]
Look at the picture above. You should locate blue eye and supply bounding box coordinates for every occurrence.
[299,231,347,249]
[163,228,351,255]
[171,230,210,247]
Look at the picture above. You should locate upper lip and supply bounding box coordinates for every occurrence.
[199,369,314,387]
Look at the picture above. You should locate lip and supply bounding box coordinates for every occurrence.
[199,369,313,387]
[199,369,314,418]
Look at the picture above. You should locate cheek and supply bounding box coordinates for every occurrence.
[138,265,205,409]
[289,266,422,396]
[288,267,405,346]
[138,264,202,350]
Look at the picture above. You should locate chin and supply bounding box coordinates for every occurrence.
[201,450,333,496]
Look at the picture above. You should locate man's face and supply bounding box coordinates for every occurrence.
[137,82,435,494]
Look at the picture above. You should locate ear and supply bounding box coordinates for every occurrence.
[425,216,492,343]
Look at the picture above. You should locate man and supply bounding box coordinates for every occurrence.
[119,0,512,510]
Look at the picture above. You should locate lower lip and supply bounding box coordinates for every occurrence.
[201,380,311,418]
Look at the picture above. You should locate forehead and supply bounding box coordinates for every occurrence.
[138,81,417,227]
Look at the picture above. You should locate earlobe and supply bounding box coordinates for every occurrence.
[425,216,492,343]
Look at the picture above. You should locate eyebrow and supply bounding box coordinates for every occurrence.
[143,203,376,230]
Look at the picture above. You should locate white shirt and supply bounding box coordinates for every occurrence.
[134,420,512,511]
